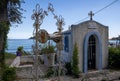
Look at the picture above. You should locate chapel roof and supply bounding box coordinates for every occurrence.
[71,20,108,28]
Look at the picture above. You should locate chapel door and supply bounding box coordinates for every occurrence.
[88,35,96,70]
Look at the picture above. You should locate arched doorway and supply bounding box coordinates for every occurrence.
[88,35,96,70]
[83,31,102,73]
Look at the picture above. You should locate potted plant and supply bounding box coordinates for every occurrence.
[41,45,55,54]
[41,45,56,66]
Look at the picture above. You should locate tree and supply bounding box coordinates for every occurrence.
[72,43,80,78]
[0,0,24,71]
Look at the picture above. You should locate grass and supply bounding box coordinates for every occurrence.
[5,52,16,66]
[5,52,16,59]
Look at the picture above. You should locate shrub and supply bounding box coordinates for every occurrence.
[45,66,66,78]
[108,47,120,69]
[71,43,80,78]
[16,46,31,55]
[65,62,72,75]
[5,52,16,59]
[118,76,120,80]
[55,67,65,76]
[45,67,54,78]
[101,78,107,81]
[2,66,16,81]
[41,45,55,54]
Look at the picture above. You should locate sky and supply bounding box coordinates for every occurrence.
[8,0,120,39]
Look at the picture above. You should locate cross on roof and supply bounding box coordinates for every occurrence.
[88,11,94,20]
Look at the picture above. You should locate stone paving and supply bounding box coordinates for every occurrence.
[15,70,120,81]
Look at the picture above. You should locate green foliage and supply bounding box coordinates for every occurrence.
[45,67,54,78]
[54,68,65,76]
[0,22,10,32]
[0,0,24,76]
[17,46,23,51]
[0,22,10,74]
[16,46,30,55]
[22,51,31,55]
[108,47,120,69]
[41,45,55,54]
[45,67,65,78]
[5,52,16,59]
[0,0,25,24]
[2,66,16,81]
[101,78,107,81]
[16,46,23,55]
[65,62,72,75]
[71,43,80,78]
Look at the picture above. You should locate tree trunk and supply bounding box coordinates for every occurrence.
[0,0,9,70]
[0,31,5,66]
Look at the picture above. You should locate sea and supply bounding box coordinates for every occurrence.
[6,39,56,54]
[6,39,34,54]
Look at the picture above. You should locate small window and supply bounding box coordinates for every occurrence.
[64,36,69,52]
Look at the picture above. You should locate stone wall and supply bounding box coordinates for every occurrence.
[20,55,34,63]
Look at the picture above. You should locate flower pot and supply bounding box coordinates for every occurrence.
[43,53,55,66]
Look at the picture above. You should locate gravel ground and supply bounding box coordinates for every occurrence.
[15,70,120,81]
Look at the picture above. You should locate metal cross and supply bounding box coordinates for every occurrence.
[88,11,94,20]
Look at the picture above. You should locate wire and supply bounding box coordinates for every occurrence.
[75,0,119,24]
[94,0,119,14]
[32,0,37,4]
[31,0,38,7]
[75,16,89,24]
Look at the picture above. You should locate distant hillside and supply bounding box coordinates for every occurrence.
[29,36,35,39]
[110,36,120,40]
